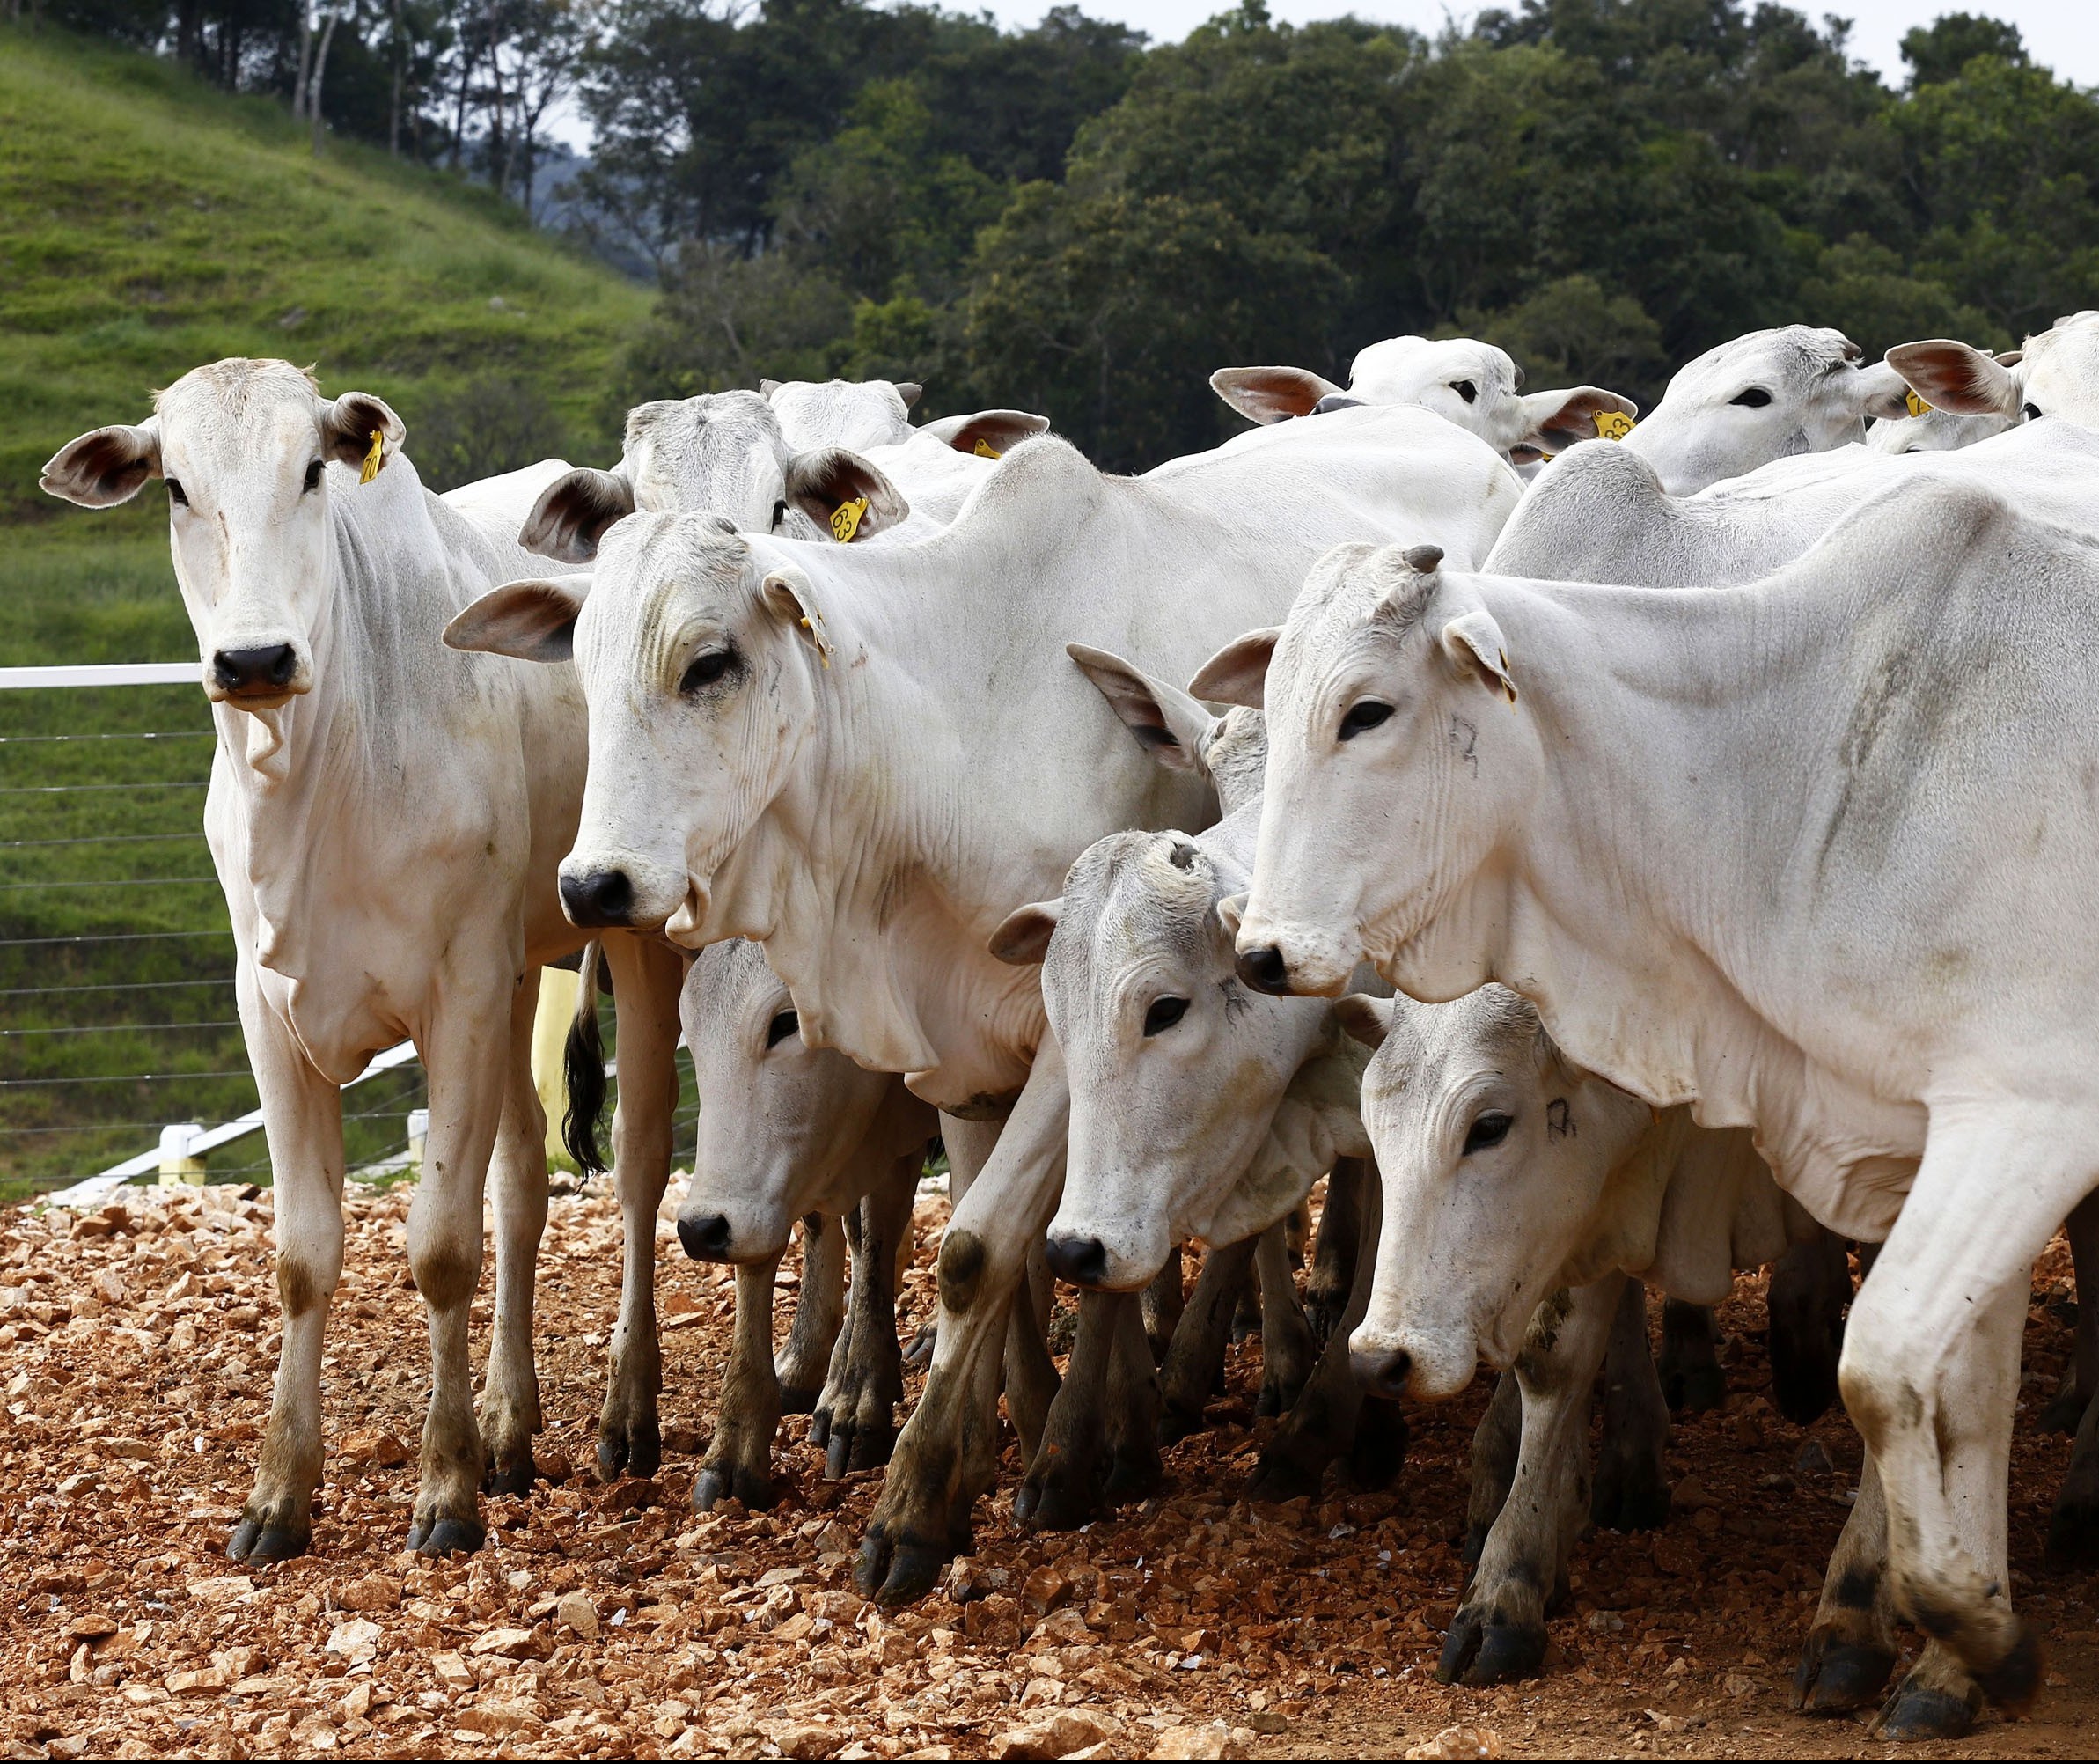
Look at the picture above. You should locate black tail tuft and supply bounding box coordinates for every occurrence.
[562,942,609,1179]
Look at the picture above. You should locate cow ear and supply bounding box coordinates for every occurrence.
[917,409,1049,458]
[1215,892,1247,943]
[989,899,1062,966]
[1067,643,1215,775]
[1884,341,2022,419]
[759,378,784,400]
[1442,608,1516,703]
[1512,386,1638,459]
[322,391,406,476]
[1334,994,1394,1050]
[41,421,162,507]
[761,563,839,666]
[444,576,590,663]
[522,467,636,563]
[1189,628,1281,709]
[894,381,923,410]
[783,448,910,540]
[1846,360,1914,422]
[1209,366,1343,425]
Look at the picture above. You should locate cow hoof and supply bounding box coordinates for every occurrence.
[1103,1434,1163,1505]
[1016,1455,1104,1532]
[483,1452,537,1497]
[778,1383,820,1417]
[2046,1493,2099,1568]
[408,1514,486,1556]
[1438,1609,1545,1687]
[693,1464,774,1512]
[227,1514,310,1564]
[1767,1346,1840,1428]
[826,1417,897,1480]
[1875,1680,1979,1742]
[1590,1462,1671,1532]
[855,1527,955,1607]
[1976,1621,2045,1716]
[1347,1400,1408,1488]
[1245,1435,1329,1503]
[902,1323,937,1369]
[1662,1363,1727,1414]
[597,1418,661,1483]
[2039,1383,2089,1436]
[1791,1633,1896,1713]
[1156,1404,1206,1446]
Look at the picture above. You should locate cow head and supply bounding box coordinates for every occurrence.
[1621,326,1911,495]
[675,937,921,1263]
[1211,336,1637,468]
[446,512,831,938]
[41,357,404,709]
[1336,988,1652,1401]
[1203,542,1532,1002]
[521,391,908,563]
[1889,312,2099,431]
[762,376,921,452]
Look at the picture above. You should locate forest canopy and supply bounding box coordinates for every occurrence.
[27,0,2097,469]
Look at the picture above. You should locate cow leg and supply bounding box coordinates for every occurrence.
[1840,1126,2059,1724]
[1248,1159,1407,1499]
[228,987,343,1564]
[1016,1287,1149,1527]
[1767,1227,1851,1426]
[1159,1236,1259,1444]
[595,935,683,1481]
[780,1211,848,1414]
[1005,1243,1061,1469]
[1141,1245,1185,1363]
[1592,1275,1672,1532]
[1463,1372,1523,1569]
[816,1152,918,1475]
[1303,1156,1366,1349]
[1657,1298,1726,1413]
[1793,1445,1898,1713]
[404,989,515,1555]
[1442,1277,1621,1687]
[481,971,549,1496]
[2046,1364,2099,1566]
[1254,1219,1317,1417]
[694,1253,784,1511]
[2041,1192,2099,1432]
[858,1067,1068,1606]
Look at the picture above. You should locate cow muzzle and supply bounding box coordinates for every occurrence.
[208,641,310,709]
[1231,918,1356,998]
[557,851,686,931]
[1350,1319,1476,1402]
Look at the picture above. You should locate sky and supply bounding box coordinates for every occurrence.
[972,1,2099,87]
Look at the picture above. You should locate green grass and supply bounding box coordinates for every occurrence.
[0,24,655,1197]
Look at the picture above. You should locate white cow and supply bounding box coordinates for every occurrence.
[1211,334,1637,467]
[1212,489,2099,1727]
[445,405,1524,1600]
[1611,325,1912,494]
[1887,312,2099,430]
[40,358,686,1557]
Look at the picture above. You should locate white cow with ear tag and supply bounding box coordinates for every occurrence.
[39,357,686,1562]
[1212,334,1637,467]
[1887,312,2099,430]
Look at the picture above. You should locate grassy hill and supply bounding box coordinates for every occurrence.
[0,25,655,1197]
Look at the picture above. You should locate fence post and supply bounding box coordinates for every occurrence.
[157,1122,205,1187]
[532,967,581,1165]
[407,1107,429,1175]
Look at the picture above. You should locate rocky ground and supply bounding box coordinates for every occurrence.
[3,1178,2095,1761]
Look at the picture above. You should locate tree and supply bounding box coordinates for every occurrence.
[1900,12,2025,88]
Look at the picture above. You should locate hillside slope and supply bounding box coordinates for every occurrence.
[0,28,653,1194]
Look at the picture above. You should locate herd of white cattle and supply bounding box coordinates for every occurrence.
[40,312,2099,1741]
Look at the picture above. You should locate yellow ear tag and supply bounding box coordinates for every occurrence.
[972,438,1002,460]
[1905,388,1933,419]
[358,429,384,486]
[1593,409,1635,441]
[797,612,833,669]
[829,496,870,543]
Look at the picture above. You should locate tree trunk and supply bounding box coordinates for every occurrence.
[310,9,341,157]
[293,3,313,121]
[388,0,404,157]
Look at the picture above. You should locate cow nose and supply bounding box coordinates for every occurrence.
[678,1213,733,1261]
[1043,1235,1110,1289]
[212,644,297,694]
[561,868,635,928]
[1351,1345,1413,1400]
[1236,945,1291,995]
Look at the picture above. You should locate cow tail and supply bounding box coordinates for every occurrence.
[562,942,610,1180]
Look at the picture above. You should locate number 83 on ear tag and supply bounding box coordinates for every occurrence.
[830,496,870,543]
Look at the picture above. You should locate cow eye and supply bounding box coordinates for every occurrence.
[1730,388,1772,408]
[765,1009,799,1048]
[1142,996,1188,1037]
[303,459,324,494]
[166,478,188,508]
[2023,402,2044,422]
[1463,1112,1513,1155]
[1339,701,1392,740]
[1451,379,1478,405]
[679,647,738,695]
[771,498,789,529]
